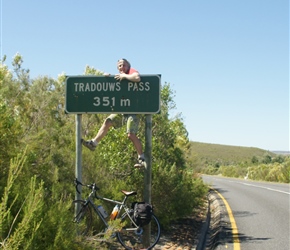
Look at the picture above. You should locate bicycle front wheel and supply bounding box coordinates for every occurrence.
[117,213,161,250]
[71,200,92,236]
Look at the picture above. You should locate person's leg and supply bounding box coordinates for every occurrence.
[93,117,114,143]
[82,114,120,151]
[128,133,143,156]
[126,115,145,167]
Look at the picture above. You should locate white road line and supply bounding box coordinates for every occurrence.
[239,182,290,195]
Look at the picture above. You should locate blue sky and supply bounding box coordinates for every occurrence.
[1,0,289,151]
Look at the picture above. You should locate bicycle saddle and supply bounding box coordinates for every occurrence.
[121,190,137,196]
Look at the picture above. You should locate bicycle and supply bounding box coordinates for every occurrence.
[72,178,161,250]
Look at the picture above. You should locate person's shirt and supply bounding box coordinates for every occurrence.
[128,68,138,74]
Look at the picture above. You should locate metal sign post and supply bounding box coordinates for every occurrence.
[144,114,152,204]
[75,114,82,200]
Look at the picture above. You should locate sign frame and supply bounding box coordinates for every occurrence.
[65,74,161,114]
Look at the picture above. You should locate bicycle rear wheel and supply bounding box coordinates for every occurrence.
[117,213,161,250]
[71,200,92,236]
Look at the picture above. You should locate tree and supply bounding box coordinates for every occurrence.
[251,156,259,164]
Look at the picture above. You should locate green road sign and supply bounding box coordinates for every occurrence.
[65,75,161,114]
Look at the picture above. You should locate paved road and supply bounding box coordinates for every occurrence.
[203,175,290,250]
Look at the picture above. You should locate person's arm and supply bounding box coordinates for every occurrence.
[115,72,140,82]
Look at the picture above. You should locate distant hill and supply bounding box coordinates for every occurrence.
[189,141,276,166]
[271,151,290,155]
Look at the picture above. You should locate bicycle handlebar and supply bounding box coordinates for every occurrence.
[74,178,100,195]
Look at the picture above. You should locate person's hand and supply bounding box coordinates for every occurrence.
[114,73,126,81]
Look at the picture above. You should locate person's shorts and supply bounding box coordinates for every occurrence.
[106,114,140,134]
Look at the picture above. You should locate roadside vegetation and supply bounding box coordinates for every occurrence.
[0,54,208,249]
[188,142,290,183]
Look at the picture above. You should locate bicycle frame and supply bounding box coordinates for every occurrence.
[75,181,139,230]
